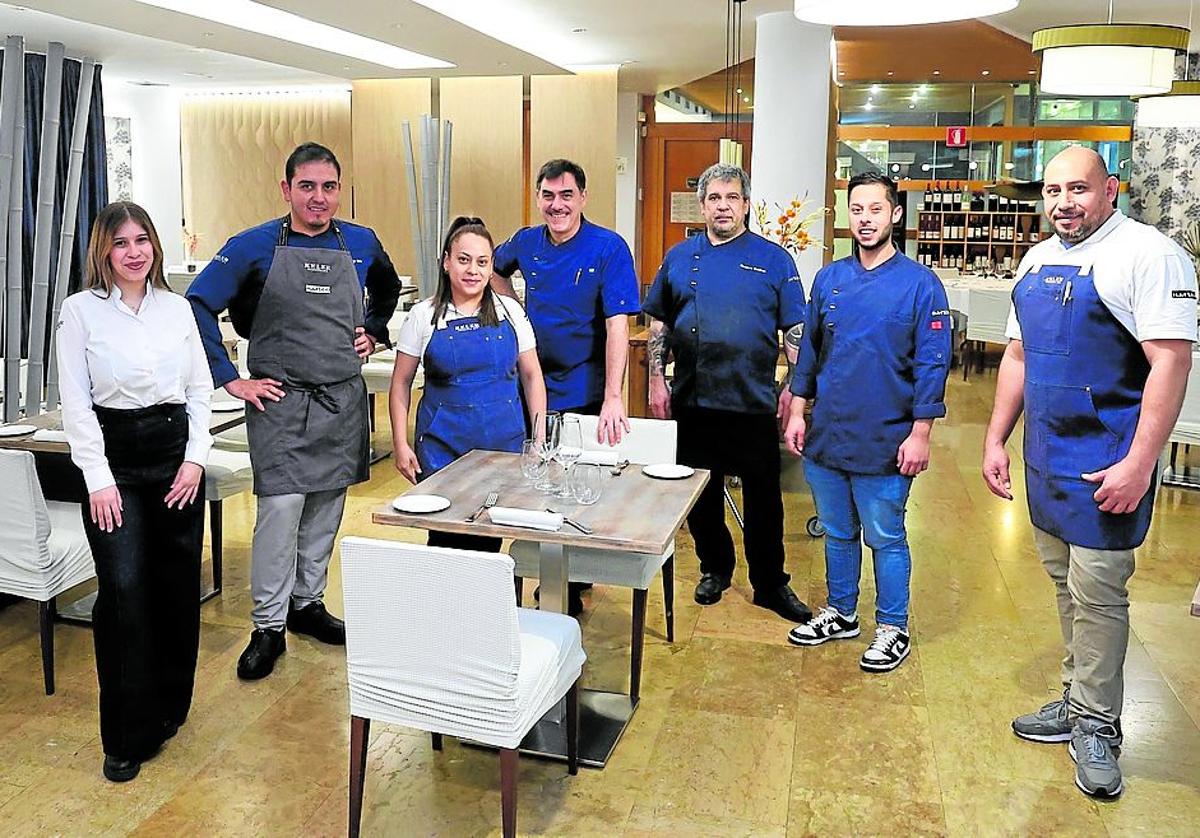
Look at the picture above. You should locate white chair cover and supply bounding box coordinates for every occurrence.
[205,448,253,501]
[964,288,1012,345]
[0,450,93,601]
[511,416,677,588]
[340,537,584,750]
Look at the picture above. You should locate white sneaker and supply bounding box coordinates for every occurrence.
[787,606,860,646]
[860,625,911,672]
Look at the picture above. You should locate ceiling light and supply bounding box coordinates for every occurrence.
[909,103,916,109]
[932,70,941,76]
[870,84,881,93]
[1136,81,1200,128]
[891,163,901,172]
[131,0,452,69]
[1033,24,1189,96]
[917,84,928,94]
[887,71,894,76]
[981,69,991,75]
[794,0,1018,26]
[1004,162,1016,170]
[736,87,743,94]
[743,96,750,103]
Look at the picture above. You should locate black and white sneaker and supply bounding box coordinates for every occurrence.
[860,625,911,672]
[787,606,860,646]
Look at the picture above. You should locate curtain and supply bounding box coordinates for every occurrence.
[1,50,107,357]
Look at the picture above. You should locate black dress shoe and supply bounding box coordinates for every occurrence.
[752,584,813,623]
[103,755,140,783]
[286,601,346,645]
[694,573,731,605]
[237,628,286,680]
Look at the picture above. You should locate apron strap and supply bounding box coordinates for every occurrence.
[277,216,351,252]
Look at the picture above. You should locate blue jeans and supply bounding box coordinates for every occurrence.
[804,460,914,630]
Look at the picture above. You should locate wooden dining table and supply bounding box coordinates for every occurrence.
[0,406,247,620]
[372,448,709,768]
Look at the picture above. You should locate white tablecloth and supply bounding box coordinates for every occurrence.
[940,275,1015,345]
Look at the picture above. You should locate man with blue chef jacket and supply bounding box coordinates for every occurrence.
[492,159,641,615]
[644,162,813,624]
[983,146,1196,799]
[783,171,952,673]
[187,142,400,680]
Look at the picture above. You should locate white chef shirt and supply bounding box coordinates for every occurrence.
[1006,210,1199,344]
[56,282,213,493]
[396,293,537,360]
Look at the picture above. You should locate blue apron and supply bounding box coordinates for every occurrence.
[1013,260,1155,550]
[415,312,525,475]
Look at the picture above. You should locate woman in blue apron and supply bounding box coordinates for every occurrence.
[389,217,547,551]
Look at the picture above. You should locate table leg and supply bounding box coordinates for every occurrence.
[538,541,569,614]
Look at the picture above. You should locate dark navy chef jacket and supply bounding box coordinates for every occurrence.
[790,250,952,475]
[643,229,806,415]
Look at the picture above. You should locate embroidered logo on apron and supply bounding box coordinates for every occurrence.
[303,262,332,273]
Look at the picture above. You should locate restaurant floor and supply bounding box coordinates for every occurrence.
[1,373,1199,837]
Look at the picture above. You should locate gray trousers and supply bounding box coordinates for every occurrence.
[1032,526,1136,725]
[251,489,347,630]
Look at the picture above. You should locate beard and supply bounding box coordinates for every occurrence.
[1055,216,1099,244]
[856,224,893,251]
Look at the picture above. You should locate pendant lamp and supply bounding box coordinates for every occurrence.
[793,0,1018,26]
[1136,81,1200,128]
[1033,24,1189,97]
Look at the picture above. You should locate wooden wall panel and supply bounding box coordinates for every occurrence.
[439,76,524,242]
[350,79,433,278]
[530,68,618,229]
[180,91,352,260]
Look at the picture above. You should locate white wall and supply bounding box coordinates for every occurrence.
[750,13,832,290]
[103,83,185,266]
[615,91,640,260]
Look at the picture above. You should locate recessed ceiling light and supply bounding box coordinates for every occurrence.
[887,71,894,76]
[839,70,846,75]
[1028,70,1037,75]
[909,103,916,109]
[981,69,991,76]
[743,96,750,103]
[736,87,743,94]
[933,70,940,75]
[130,0,452,70]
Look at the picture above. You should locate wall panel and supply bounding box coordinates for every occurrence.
[180,91,352,259]
[530,69,618,229]
[439,76,524,242]
[350,79,432,279]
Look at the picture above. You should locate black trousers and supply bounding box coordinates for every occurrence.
[675,406,789,593]
[83,404,204,761]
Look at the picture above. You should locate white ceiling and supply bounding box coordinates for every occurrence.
[4,1,1199,94]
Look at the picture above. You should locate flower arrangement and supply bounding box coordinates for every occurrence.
[752,196,828,255]
[182,227,202,261]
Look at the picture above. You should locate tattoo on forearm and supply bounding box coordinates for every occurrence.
[649,326,670,377]
[784,323,803,351]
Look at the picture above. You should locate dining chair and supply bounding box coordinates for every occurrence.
[511,414,677,702]
[203,448,253,597]
[340,536,584,838]
[0,449,95,695]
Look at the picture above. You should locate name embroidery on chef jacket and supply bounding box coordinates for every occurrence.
[739,263,768,274]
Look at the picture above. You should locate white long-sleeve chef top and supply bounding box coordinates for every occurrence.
[56,282,213,493]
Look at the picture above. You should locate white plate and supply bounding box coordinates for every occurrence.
[642,463,695,480]
[391,493,451,514]
[211,401,243,413]
[0,424,38,438]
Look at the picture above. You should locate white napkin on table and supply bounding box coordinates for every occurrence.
[576,449,620,467]
[32,429,69,444]
[488,507,563,531]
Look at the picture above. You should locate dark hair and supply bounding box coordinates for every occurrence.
[847,171,900,208]
[86,201,169,296]
[285,142,341,183]
[535,158,587,192]
[432,216,502,328]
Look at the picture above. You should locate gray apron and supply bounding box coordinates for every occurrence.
[244,218,370,496]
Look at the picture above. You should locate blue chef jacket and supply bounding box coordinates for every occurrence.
[790,251,952,474]
[186,218,400,387]
[643,229,806,415]
[493,218,640,410]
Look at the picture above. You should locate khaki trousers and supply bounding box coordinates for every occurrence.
[1032,527,1136,725]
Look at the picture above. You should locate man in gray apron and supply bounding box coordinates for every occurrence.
[188,143,400,680]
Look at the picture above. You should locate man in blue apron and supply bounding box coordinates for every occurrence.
[983,147,1196,798]
[644,163,812,624]
[492,159,641,614]
[188,143,400,680]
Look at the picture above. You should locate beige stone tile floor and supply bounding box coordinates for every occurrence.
[1,373,1198,836]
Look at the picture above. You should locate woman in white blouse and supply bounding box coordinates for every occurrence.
[390,216,546,553]
[56,202,212,783]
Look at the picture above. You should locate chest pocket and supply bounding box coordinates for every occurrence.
[1017,274,1074,357]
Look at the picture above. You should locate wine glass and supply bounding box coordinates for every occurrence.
[520,439,546,484]
[554,417,583,498]
[534,412,561,493]
[570,462,604,505]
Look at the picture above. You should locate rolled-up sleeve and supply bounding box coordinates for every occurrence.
[912,277,953,419]
[56,301,114,493]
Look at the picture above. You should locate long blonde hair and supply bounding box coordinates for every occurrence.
[85,201,169,296]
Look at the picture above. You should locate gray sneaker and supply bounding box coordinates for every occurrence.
[1069,717,1123,798]
[1012,688,1073,743]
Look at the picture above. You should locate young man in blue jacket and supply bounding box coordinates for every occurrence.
[784,171,952,672]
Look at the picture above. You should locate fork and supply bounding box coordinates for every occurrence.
[610,458,630,476]
[467,491,499,522]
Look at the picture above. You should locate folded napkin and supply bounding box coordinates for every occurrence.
[576,449,620,467]
[488,506,563,531]
[32,429,69,444]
